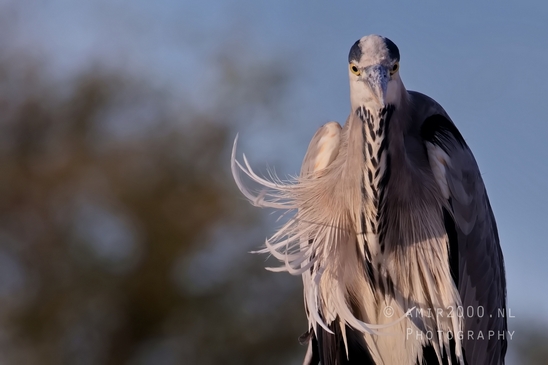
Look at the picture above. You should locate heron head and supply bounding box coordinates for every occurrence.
[348,35,404,111]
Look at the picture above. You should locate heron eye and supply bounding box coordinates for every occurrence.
[390,62,399,75]
[350,64,361,76]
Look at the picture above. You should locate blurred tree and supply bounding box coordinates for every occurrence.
[510,321,548,365]
[0,49,306,365]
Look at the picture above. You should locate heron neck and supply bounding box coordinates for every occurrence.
[344,105,394,256]
[355,104,394,188]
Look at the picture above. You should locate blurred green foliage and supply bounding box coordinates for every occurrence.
[0,51,306,365]
[510,322,548,365]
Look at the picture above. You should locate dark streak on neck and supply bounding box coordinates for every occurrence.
[356,105,395,255]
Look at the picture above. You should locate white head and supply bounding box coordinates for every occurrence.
[348,35,405,111]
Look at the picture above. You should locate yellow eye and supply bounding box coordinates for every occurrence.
[390,62,399,75]
[350,64,361,76]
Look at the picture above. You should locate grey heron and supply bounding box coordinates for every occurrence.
[231,34,507,365]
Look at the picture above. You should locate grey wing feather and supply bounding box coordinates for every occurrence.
[299,121,341,365]
[301,121,342,177]
[446,148,507,365]
[421,109,507,365]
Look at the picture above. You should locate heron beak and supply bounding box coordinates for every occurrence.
[363,65,389,106]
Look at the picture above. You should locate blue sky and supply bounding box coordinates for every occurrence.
[12,0,548,352]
